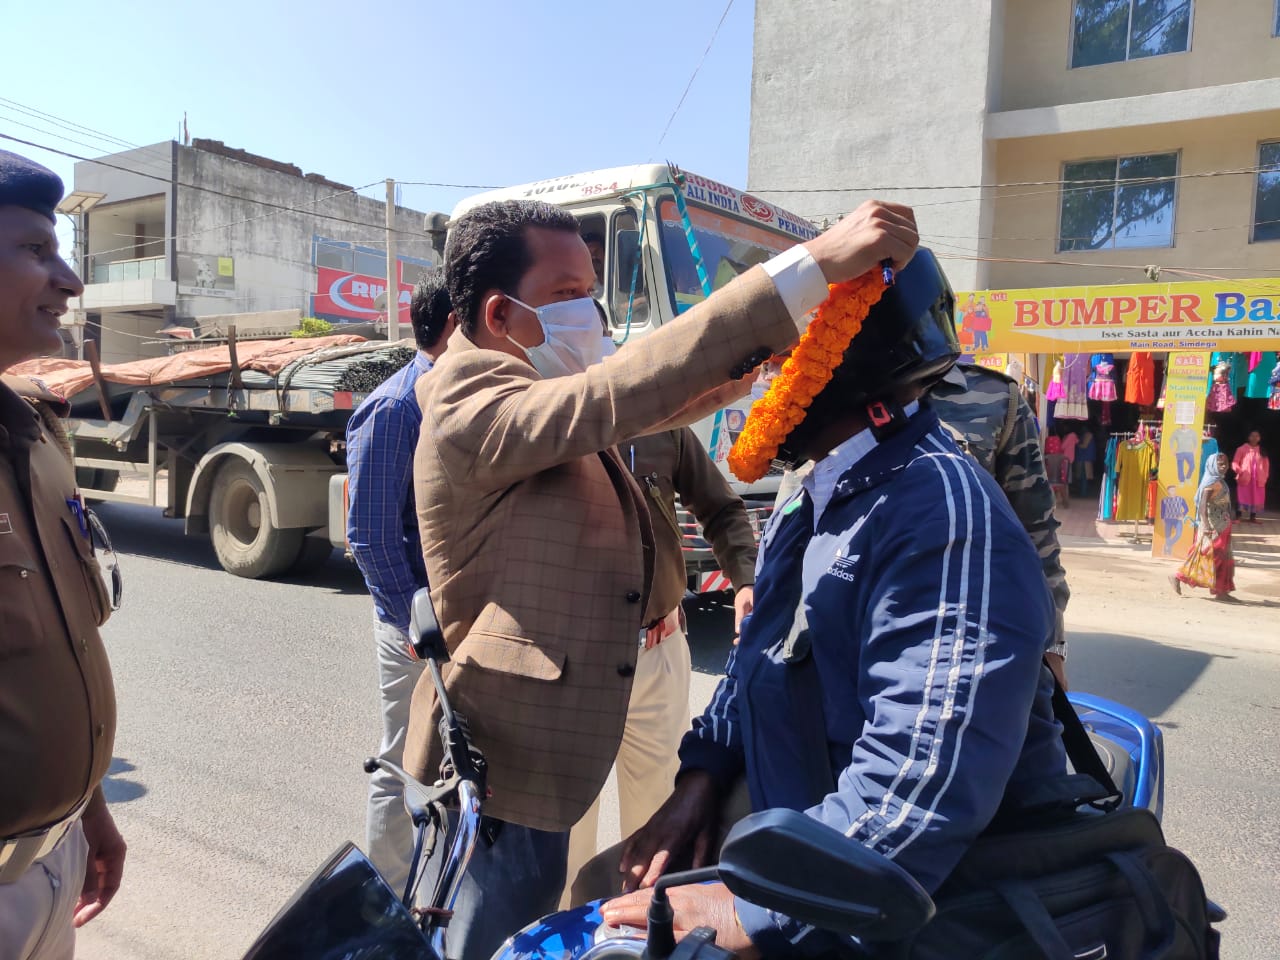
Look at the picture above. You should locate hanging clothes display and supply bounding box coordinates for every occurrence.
[1099,435,1119,520]
[1208,352,1239,393]
[1126,351,1156,406]
[1057,353,1091,420]
[1045,357,1066,402]
[1245,352,1277,400]
[1088,354,1118,402]
[1270,365,1280,411]
[1206,356,1237,414]
[1089,353,1118,426]
[1114,437,1159,522]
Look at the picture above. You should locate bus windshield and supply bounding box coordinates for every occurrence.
[658,198,801,314]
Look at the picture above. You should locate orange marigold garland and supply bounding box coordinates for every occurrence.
[727,272,888,483]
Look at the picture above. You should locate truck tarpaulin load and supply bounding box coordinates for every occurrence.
[11,334,406,579]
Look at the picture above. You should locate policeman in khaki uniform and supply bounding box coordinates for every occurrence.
[0,150,125,959]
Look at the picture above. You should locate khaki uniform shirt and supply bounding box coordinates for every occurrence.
[626,427,757,625]
[0,375,115,837]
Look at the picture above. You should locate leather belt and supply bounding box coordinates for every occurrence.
[0,800,89,884]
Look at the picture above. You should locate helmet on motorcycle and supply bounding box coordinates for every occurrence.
[777,247,960,466]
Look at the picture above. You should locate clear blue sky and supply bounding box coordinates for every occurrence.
[2,0,756,235]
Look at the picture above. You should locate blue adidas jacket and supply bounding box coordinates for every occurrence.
[678,405,1068,957]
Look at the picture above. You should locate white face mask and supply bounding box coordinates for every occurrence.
[505,295,606,378]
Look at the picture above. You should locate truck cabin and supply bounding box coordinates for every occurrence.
[445,163,820,347]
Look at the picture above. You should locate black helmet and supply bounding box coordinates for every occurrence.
[777,247,960,465]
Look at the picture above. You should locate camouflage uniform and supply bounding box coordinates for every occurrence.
[931,364,1069,655]
[773,363,1069,656]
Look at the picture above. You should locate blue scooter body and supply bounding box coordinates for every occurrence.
[1069,691,1164,819]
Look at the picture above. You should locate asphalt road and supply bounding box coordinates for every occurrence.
[73,503,1279,958]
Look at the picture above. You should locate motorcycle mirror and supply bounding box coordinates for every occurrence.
[716,809,936,941]
[409,587,449,663]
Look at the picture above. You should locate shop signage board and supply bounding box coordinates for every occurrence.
[954,280,1280,353]
[1152,352,1212,560]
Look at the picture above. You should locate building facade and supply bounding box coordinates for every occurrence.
[749,0,1280,292]
[71,140,437,363]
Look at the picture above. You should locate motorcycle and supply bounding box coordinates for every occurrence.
[241,590,1176,960]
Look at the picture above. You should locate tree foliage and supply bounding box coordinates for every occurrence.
[291,316,335,339]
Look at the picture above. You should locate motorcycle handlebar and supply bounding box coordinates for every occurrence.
[363,756,439,829]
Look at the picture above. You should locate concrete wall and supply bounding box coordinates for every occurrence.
[98,312,171,365]
[173,145,434,322]
[986,109,1280,288]
[748,0,1004,290]
[1000,0,1280,111]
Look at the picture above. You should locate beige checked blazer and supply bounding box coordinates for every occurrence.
[406,265,796,831]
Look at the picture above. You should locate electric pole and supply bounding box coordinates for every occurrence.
[385,178,399,342]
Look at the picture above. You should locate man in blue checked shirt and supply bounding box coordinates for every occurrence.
[601,252,1068,958]
[346,271,455,893]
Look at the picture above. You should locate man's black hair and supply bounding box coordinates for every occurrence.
[445,199,580,336]
[582,231,605,247]
[409,270,453,352]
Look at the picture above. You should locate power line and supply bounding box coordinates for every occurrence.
[651,0,737,157]
[0,133,426,239]
[928,246,1280,286]
[395,179,503,190]
[916,216,1280,254]
[751,166,1267,195]
[89,178,386,262]
[0,105,176,182]
[0,117,174,182]
[0,97,145,153]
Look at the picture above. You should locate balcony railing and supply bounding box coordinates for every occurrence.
[91,256,167,284]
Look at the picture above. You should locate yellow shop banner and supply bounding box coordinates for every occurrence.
[955,280,1280,354]
[1152,353,1211,561]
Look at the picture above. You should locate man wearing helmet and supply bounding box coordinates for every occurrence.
[600,251,1068,956]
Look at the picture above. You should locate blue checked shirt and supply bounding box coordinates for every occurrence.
[345,352,433,633]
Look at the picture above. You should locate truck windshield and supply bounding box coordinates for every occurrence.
[658,198,800,315]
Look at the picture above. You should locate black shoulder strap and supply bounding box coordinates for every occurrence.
[1048,662,1122,811]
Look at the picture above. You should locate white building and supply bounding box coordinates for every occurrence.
[72,139,438,363]
[749,0,1280,292]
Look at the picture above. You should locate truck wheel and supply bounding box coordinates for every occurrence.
[209,459,303,579]
[288,536,334,575]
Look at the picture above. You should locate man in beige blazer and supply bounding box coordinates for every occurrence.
[407,196,917,959]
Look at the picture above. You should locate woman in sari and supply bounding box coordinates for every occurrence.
[1170,453,1236,601]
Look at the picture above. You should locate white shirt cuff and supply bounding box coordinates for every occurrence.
[762,243,830,332]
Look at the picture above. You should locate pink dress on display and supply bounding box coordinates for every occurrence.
[1206,361,1236,413]
[1045,360,1066,401]
[1088,360,1118,402]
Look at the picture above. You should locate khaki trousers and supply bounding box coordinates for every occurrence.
[563,624,692,907]
[0,822,87,960]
